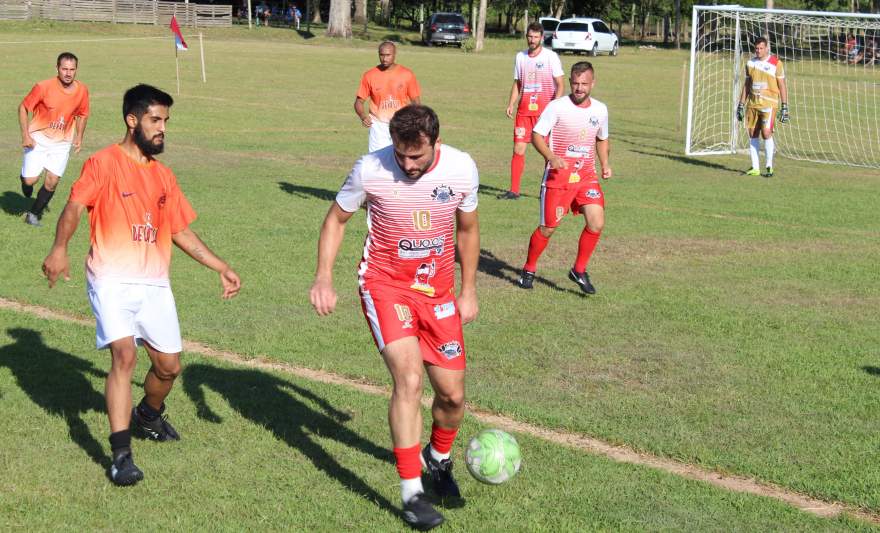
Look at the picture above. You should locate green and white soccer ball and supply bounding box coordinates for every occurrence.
[465,429,521,484]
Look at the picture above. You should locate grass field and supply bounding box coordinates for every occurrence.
[0,19,878,530]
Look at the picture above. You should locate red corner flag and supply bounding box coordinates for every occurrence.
[170,15,188,51]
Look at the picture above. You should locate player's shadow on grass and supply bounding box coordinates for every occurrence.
[0,328,110,470]
[0,191,31,216]
[628,149,741,173]
[863,366,880,376]
[183,364,400,516]
[479,248,581,295]
[278,181,337,202]
[478,184,534,199]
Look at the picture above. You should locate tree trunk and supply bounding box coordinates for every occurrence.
[380,0,391,24]
[354,0,367,25]
[674,0,681,49]
[312,0,322,23]
[475,0,487,52]
[551,0,564,19]
[327,0,352,37]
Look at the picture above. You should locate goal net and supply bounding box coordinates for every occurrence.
[685,6,880,169]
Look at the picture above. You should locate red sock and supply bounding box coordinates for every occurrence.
[573,227,601,273]
[510,153,525,194]
[393,444,422,479]
[524,228,550,272]
[430,423,458,454]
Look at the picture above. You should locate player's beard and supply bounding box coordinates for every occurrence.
[134,123,165,156]
[571,93,590,105]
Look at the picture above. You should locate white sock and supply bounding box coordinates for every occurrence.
[401,477,423,504]
[749,137,761,169]
[430,444,451,462]
[764,137,775,168]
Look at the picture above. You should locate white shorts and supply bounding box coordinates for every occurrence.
[87,281,183,353]
[368,118,392,152]
[21,132,72,178]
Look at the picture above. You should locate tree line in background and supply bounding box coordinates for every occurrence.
[247,0,880,48]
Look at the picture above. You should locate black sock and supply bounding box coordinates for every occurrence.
[109,430,132,459]
[137,398,163,421]
[30,186,55,217]
[20,177,33,198]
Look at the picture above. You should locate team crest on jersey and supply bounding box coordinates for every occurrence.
[411,260,436,297]
[437,341,462,360]
[158,193,167,209]
[586,188,601,199]
[431,185,455,203]
[536,61,545,69]
[589,116,600,128]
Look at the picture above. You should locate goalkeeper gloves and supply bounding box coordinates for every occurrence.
[736,103,745,122]
[779,103,790,124]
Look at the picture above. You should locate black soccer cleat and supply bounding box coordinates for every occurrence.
[109,450,144,486]
[421,445,461,499]
[517,269,535,289]
[402,493,445,531]
[24,212,41,227]
[496,191,520,200]
[131,407,180,441]
[568,268,596,295]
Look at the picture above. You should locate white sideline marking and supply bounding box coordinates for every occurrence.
[0,296,876,525]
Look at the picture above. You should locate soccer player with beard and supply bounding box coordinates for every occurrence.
[498,22,564,200]
[517,61,612,294]
[311,105,479,530]
[42,84,241,486]
[18,52,90,226]
[354,41,421,152]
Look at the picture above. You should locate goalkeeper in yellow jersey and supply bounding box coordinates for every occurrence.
[737,37,789,177]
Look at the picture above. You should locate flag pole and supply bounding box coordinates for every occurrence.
[199,32,206,83]
[175,45,180,96]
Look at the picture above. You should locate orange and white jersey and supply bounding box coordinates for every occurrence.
[69,144,197,286]
[21,78,89,143]
[336,144,479,298]
[533,96,609,189]
[745,54,785,109]
[356,65,421,124]
[514,47,564,117]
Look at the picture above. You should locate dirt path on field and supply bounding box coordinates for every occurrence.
[1,296,877,526]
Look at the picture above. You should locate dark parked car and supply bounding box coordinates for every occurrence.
[423,12,471,47]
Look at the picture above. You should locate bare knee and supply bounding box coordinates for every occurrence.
[44,172,60,191]
[539,225,556,238]
[393,371,423,404]
[110,346,138,375]
[151,356,181,381]
[513,142,528,156]
[587,218,604,233]
[434,388,465,411]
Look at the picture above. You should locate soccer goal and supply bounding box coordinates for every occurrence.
[685,5,880,169]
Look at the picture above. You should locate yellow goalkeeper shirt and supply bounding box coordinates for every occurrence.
[745,54,785,109]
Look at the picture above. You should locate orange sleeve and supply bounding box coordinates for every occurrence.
[356,71,372,101]
[76,85,90,117]
[69,158,103,207]
[407,72,421,100]
[21,83,43,112]
[167,179,198,234]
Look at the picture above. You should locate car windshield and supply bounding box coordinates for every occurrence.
[557,22,590,32]
[541,20,558,31]
[434,14,464,24]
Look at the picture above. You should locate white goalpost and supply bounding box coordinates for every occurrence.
[685,5,880,169]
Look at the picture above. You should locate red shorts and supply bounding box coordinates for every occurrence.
[360,283,466,370]
[513,114,539,143]
[540,179,604,228]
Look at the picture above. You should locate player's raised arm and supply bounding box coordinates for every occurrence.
[310,202,355,316]
[42,200,85,287]
[172,228,241,299]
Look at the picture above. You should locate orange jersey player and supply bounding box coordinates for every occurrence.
[42,84,241,487]
[19,52,89,226]
[354,41,421,152]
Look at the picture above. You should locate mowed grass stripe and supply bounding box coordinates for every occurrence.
[2,296,877,527]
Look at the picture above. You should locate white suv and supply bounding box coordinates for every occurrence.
[552,18,619,56]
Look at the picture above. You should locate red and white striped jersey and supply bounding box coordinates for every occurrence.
[514,47,564,117]
[336,144,479,298]
[533,96,609,189]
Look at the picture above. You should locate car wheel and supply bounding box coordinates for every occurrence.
[591,43,599,57]
[611,41,618,56]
